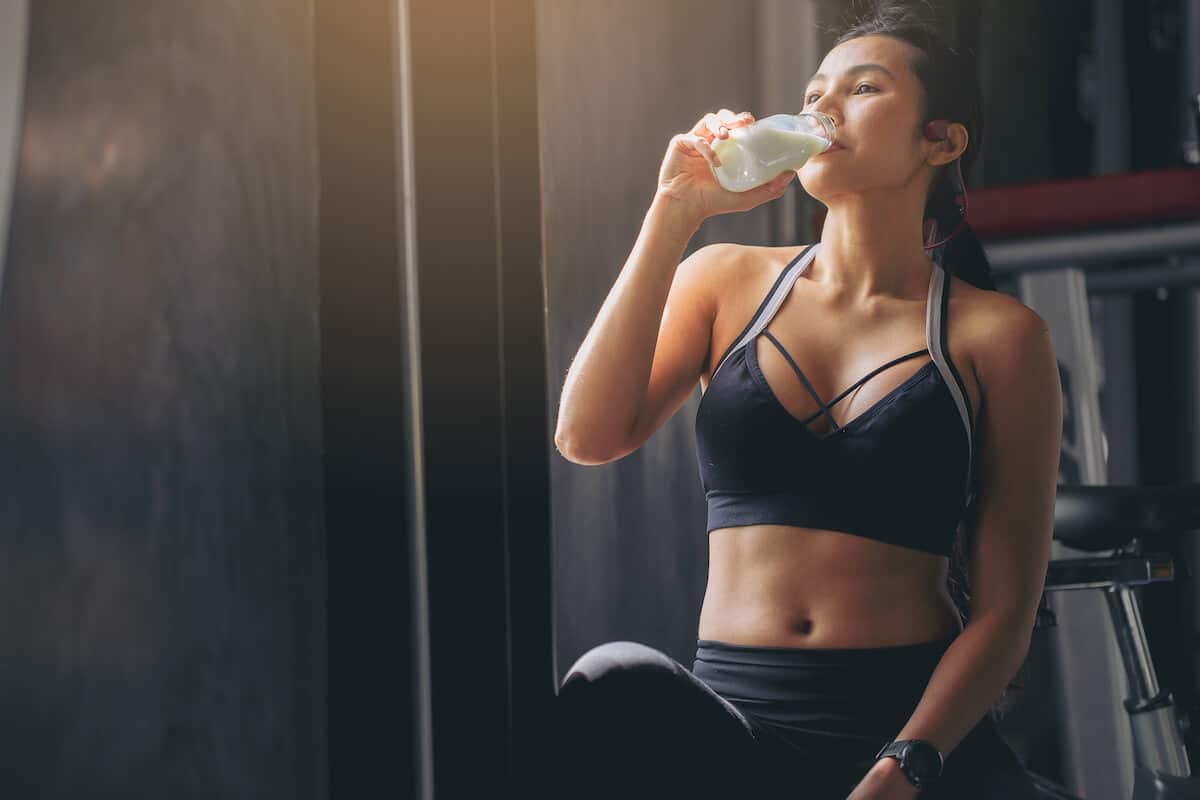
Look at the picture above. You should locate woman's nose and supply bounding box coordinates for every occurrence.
[808,97,841,125]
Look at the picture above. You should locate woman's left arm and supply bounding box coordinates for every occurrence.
[847,303,1063,800]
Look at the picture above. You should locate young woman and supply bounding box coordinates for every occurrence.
[551,4,1061,799]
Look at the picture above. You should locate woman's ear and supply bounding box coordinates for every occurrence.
[927,122,968,167]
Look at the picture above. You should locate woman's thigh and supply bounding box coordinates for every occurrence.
[548,640,788,799]
[545,639,1038,799]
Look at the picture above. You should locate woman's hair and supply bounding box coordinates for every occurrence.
[833,3,1026,720]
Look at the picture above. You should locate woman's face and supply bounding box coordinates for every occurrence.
[798,34,934,205]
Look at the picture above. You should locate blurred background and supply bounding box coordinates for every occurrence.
[0,0,1197,798]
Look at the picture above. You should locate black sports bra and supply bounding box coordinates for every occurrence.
[693,242,978,557]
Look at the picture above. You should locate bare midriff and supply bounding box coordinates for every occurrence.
[696,244,980,650]
[697,522,964,649]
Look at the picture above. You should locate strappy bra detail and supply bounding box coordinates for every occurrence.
[693,242,978,557]
[758,329,930,433]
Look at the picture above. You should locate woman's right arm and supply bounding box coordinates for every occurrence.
[554,110,796,464]
[553,195,710,465]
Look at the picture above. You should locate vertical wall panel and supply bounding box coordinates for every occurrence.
[390,0,550,797]
[0,0,28,292]
[0,4,326,797]
[314,0,417,795]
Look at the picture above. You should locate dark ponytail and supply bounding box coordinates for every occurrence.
[834,2,1024,720]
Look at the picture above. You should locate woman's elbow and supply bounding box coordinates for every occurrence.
[554,430,628,465]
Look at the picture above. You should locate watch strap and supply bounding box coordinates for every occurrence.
[874,739,944,786]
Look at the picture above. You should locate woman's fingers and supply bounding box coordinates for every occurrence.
[687,108,774,170]
[711,110,755,140]
[694,110,754,141]
[705,110,741,137]
[695,136,721,167]
[673,133,720,168]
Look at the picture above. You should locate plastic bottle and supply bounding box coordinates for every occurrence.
[710,111,837,193]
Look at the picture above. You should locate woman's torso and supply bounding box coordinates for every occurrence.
[696,243,986,649]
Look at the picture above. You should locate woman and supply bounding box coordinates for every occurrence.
[550,4,1061,799]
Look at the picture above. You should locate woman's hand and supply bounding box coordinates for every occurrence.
[656,108,796,223]
[844,757,923,800]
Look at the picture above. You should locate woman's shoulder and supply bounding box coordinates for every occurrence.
[710,241,808,304]
[949,273,1054,422]
[725,242,812,285]
[698,243,805,379]
[693,240,796,273]
[690,241,798,312]
[949,274,1047,355]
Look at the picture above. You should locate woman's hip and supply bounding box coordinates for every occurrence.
[692,633,1032,793]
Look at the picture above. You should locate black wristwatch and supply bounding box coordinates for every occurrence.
[875,739,944,787]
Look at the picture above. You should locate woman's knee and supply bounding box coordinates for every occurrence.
[560,640,680,692]
[556,639,757,748]
[555,640,696,738]
[551,642,686,784]
[553,642,759,795]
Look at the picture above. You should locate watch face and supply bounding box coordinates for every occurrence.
[902,741,943,782]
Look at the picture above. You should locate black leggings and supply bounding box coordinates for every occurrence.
[544,635,1039,799]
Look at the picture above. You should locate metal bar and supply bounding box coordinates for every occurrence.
[1105,587,1163,703]
[315,1,420,796]
[395,2,432,799]
[1044,554,1176,590]
[1087,261,1200,294]
[983,220,1200,274]
[0,0,29,299]
[1104,587,1193,775]
[1021,262,1135,799]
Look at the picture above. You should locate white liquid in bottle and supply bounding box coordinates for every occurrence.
[710,113,834,193]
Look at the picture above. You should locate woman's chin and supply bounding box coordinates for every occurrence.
[798,173,844,200]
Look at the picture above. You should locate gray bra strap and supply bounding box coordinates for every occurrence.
[709,244,819,384]
[926,263,976,505]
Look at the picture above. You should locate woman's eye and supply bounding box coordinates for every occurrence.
[804,84,876,104]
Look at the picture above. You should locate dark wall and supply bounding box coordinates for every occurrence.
[0,3,326,797]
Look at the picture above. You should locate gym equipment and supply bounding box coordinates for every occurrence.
[973,165,1200,798]
[1030,483,1200,800]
